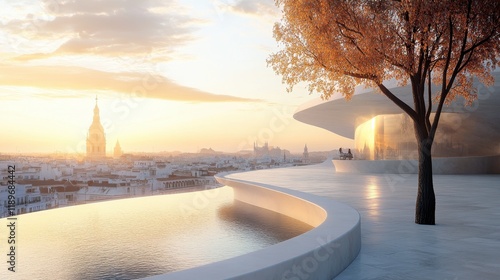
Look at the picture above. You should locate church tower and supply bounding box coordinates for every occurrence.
[86,97,106,159]
[302,144,309,164]
[114,140,123,158]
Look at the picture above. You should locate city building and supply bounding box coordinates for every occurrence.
[253,142,291,162]
[1,103,311,216]
[294,72,500,174]
[86,97,106,159]
[0,183,58,217]
[302,144,309,164]
[114,140,123,158]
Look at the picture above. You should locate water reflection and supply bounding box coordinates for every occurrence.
[365,184,380,200]
[218,200,313,244]
[0,187,312,280]
[363,177,381,220]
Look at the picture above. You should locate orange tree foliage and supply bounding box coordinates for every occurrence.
[268,0,500,224]
[268,0,500,139]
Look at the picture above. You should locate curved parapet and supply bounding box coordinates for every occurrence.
[143,173,361,280]
[333,155,500,174]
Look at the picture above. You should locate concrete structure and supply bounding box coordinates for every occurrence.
[145,171,361,280]
[227,162,500,279]
[154,175,215,192]
[86,96,106,159]
[294,72,500,173]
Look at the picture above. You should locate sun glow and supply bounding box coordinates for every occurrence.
[1,0,353,154]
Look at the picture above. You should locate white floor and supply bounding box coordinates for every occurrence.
[228,161,500,280]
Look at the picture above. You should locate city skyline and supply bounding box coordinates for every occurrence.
[1,0,353,154]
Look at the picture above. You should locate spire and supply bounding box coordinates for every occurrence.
[93,96,101,121]
[87,96,106,159]
[94,95,99,114]
[114,139,123,158]
[303,143,309,164]
[88,95,104,134]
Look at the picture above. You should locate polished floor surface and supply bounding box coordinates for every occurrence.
[228,161,500,280]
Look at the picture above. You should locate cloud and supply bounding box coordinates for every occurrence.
[0,64,259,103]
[2,0,200,60]
[210,0,279,19]
[230,0,278,16]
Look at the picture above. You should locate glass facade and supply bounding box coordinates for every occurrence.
[355,114,415,160]
[354,113,497,160]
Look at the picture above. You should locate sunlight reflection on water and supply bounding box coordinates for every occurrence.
[0,186,312,280]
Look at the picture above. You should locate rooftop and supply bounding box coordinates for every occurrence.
[294,71,500,139]
[227,161,500,279]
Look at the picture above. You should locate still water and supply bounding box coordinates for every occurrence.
[0,187,312,280]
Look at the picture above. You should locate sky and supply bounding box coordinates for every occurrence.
[1,0,353,155]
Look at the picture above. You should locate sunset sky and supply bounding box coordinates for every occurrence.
[1,0,353,154]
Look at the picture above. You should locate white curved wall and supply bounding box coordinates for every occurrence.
[143,173,361,280]
[333,155,500,174]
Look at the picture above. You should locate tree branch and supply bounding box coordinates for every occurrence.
[335,20,363,37]
[344,71,377,80]
[431,0,472,140]
[425,71,432,132]
[377,83,418,122]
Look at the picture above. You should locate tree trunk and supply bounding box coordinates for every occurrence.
[415,140,436,225]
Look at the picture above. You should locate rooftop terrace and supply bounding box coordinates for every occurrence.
[227,161,500,279]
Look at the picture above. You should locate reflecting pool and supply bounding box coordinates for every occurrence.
[0,187,312,280]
